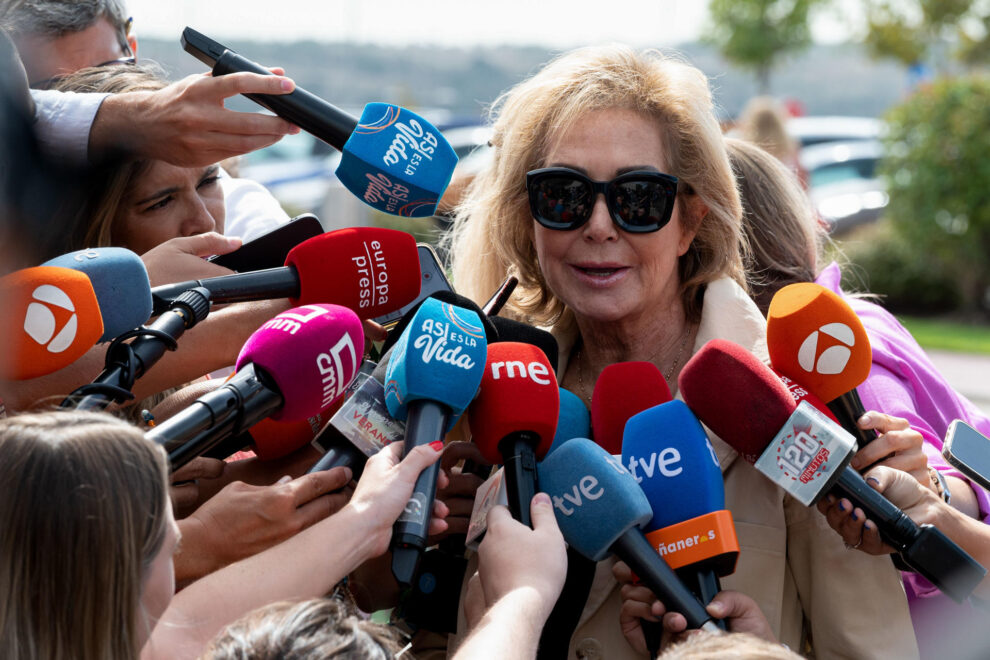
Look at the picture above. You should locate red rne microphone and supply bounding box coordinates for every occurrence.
[150,227,421,318]
[767,283,876,448]
[0,266,103,380]
[592,362,672,455]
[468,342,559,527]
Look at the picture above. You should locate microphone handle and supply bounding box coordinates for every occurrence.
[827,389,876,450]
[679,567,727,631]
[833,466,920,551]
[307,442,366,475]
[610,530,715,632]
[151,267,299,316]
[499,432,540,527]
[213,52,357,149]
[391,399,449,587]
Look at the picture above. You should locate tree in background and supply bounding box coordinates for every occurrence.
[705,0,824,93]
[861,0,989,71]
[878,75,990,313]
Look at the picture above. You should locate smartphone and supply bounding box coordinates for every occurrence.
[208,214,323,272]
[373,244,453,329]
[943,419,990,491]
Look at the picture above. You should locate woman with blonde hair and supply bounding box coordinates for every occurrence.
[447,45,917,657]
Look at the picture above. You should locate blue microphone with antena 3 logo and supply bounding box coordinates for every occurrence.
[384,297,488,585]
[181,28,458,218]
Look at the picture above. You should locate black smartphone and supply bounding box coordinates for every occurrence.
[208,214,323,272]
[372,244,452,329]
[943,419,990,491]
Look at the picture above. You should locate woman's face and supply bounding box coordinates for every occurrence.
[117,162,225,254]
[532,108,702,325]
[137,505,180,648]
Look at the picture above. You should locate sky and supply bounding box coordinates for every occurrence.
[126,0,858,48]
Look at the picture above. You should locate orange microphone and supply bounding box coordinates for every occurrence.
[767,282,875,448]
[0,266,103,380]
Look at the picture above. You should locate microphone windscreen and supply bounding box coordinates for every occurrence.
[622,400,724,531]
[379,289,497,355]
[384,297,487,420]
[592,361,672,454]
[285,227,420,317]
[489,316,559,373]
[0,266,103,379]
[772,368,841,424]
[249,410,331,460]
[469,342,559,464]
[236,304,364,421]
[538,437,652,561]
[547,387,590,456]
[767,283,871,403]
[679,339,796,463]
[42,247,151,341]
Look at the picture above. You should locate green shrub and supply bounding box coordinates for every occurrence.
[879,75,990,312]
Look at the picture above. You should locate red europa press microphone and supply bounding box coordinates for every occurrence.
[149,227,421,317]
[591,361,672,455]
[0,266,103,380]
[767,282,876,448]
[468,342,559,527]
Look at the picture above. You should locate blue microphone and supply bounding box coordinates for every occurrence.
[42,247,152,341]
[538,438,717,632]
[546,387,590,457]
[384,297,488,585]
[623,401,739,627]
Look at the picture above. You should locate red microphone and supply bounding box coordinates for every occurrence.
[150,227,421,318]
[591,362,672,455]
[468,342,559,526]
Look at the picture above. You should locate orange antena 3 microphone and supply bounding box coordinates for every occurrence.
[0,266,103,380]
[767,283,876,448]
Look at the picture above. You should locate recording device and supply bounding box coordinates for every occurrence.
[679,339,987,603]
[623,400,739,630]
[767,282,875,450]
[42,247,152,341]
[0,266,103,380]
[384,297,488,586]
[150,227,420,317]
[469,342,559,526]
[538,437,718,632]
[943,420,990,492]
[592,361,671,455]
[64,287,211,411]
[373,244,452,329]
[482,274,518,317]
[207,213,323,271]
[148,304,363,470]
[181,27,458,218]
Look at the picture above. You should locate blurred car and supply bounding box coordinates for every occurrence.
[786,116,883,148]
[800,139,887,233]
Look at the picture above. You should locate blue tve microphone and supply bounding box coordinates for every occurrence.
[538,438,718,632]
[181,28,457,218]
[384,297,488,585]
[42,247,152,341]
[546,387,590,457]
[623,401,739,626]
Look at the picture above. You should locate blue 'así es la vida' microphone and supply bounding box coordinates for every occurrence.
[181,27,457,218]
[384,297,488,586]
[622,400,739,627]
[42,247,152,342]
[538,437,718,631]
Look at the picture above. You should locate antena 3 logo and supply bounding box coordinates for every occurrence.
[24,285,79,353]
[350,240,390,310]
[797,322,855,375]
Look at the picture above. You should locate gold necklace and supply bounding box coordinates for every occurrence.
[573,325,693,402]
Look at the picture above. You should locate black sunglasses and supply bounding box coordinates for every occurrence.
[526,167,679,233]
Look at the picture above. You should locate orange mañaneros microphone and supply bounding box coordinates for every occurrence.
[767,282,876,448]
[0,266,103,380]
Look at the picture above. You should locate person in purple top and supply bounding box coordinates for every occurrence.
[728,136,990,656]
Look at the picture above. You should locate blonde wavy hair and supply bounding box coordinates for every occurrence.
[446,45,745,326]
